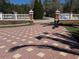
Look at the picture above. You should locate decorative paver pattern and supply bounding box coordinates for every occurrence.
[0,24,78,59]
[0,45,6,49]
[26,48,34,52]
[37,52,45,58]
[59,52,68,56]
[13,54,22,59]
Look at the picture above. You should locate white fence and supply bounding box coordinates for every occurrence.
[59,13,79,20]
[1,13,79,21]
[0,13,30,21]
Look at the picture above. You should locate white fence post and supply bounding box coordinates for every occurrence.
[15,13,17,20]
[14,12,17,20]
[0,12,2,20]
[70,13,73,20]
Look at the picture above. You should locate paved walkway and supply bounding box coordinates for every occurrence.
[0,24,79,59]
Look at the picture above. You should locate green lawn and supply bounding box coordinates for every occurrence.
[60,20,79,42]
[65,25,79,42]
[66,27,79,32]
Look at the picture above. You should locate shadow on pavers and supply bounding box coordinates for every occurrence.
[8,34,79,56]
[9,44,79,56]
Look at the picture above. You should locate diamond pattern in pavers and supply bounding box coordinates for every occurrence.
[11,36,16,38]
[26,48,34,52]
[52,43,59,46]
[16,37,20,39]
[29,37,33,39]
[0,24,78,59]
[0,45,6,49]
[37,52,45,58]
[28,41,34,44]
[78,57,79,59]
[43,40,48,43]
[12,42,18,45]
[2,38,7,40]
[6,40,12,42]
[65,46,70,49]
[59,52,68,56]
[24,35,27,37]
[13,54,22,59]
[21,39,26,42]
[5,50,8,53]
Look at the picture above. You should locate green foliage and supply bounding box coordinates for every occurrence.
[0,0,31,13]
[33,0,44,19]
[43,0,53,9]
[11,4,31,14]
[66,27,79,42]
[63,0,79,13]
[0,0,7,12]
[43,0,61,17]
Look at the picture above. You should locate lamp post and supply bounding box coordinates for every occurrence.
[52,9,60,29]
[55,9,60,20]
[29,9,34,21]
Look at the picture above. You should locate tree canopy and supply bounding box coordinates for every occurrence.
[0,0,79,14]
[33,0,44,19]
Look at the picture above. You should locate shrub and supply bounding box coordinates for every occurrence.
[33,0,44,19]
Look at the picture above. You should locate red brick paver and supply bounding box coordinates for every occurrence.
[0,24,79,59]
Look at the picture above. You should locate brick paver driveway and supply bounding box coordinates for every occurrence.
[0,24,79,59]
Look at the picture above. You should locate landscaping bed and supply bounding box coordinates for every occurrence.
[59,20,79,25]
[0,20,33,28]
[66,27,79,42]
[0,20,33,25]
[61,20,79,42]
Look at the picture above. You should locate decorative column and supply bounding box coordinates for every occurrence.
[29,10,34,21]
[55,9,60,20]
[0,12,2,20]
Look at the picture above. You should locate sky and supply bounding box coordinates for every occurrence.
[9,0,31,4]
[9,0,65,5]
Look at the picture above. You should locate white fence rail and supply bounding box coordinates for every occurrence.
[0,13,79,21]
[72,14,79,20]
[59,13,79,20]
[0,13,30,20]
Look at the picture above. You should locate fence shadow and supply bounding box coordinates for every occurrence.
[8,31,79,56]
[52,33,77,43]
[9,44,79,56]
[70,31,79,43]
[35,35,79,49]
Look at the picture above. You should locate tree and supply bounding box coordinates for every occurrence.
[0,0,6,12]
[0,0,10,13]
[39,0,44,19]
[43,0,60,17]
[63,0,79,13]
[43,0,53,10]
[33,0,44,19]
[0,0,31,13]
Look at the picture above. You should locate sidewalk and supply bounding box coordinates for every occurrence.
[0,24,79,59]
[34,17,54,23]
